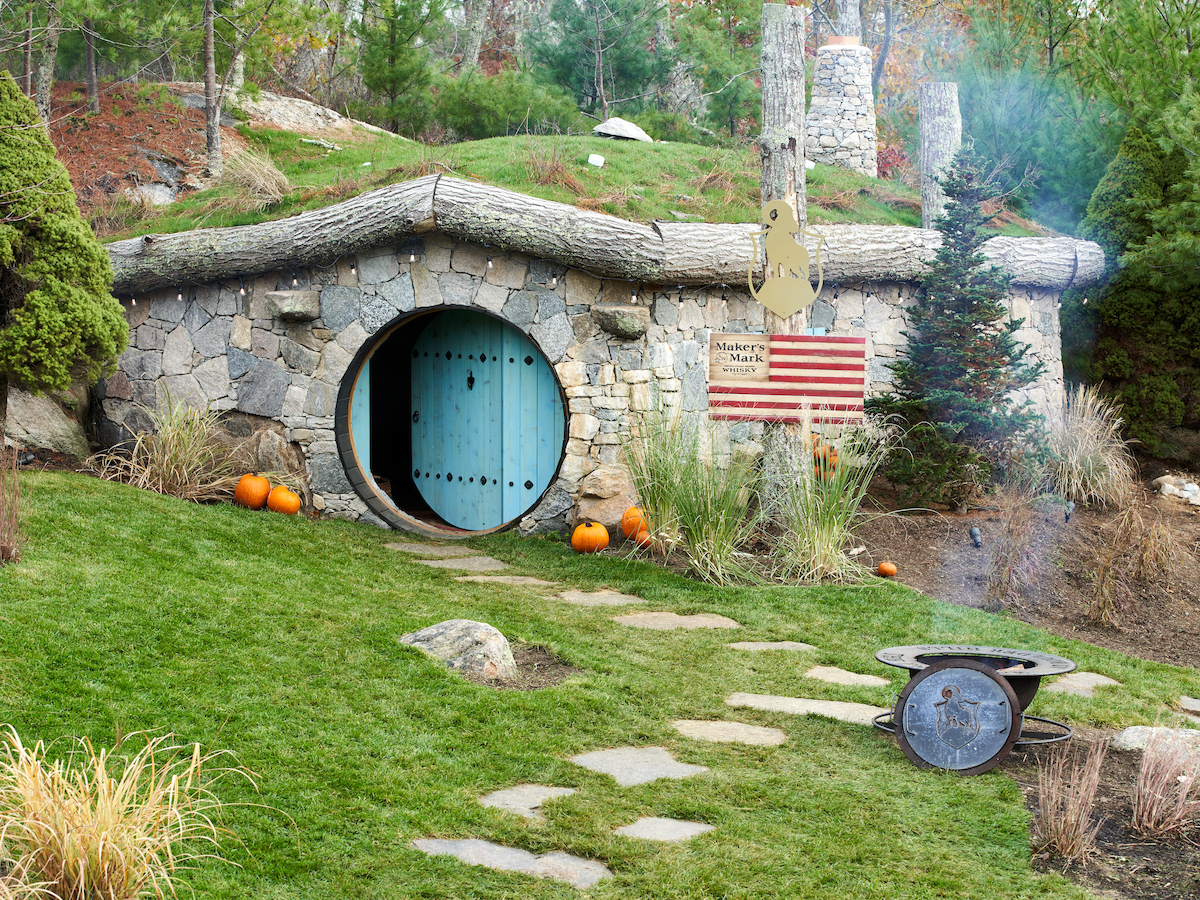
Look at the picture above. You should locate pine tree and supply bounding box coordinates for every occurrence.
[0,71,127,436]
[867,147,1044,508]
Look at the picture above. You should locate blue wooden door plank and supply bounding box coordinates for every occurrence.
[351,356,371,482]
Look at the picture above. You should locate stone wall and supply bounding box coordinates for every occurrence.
[96,233,1065,534]
[804,42,878,178]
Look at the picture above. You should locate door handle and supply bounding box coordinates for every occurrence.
[412,410,420,423]
[467,371,475,391]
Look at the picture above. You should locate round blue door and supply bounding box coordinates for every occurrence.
[410,309,566,531]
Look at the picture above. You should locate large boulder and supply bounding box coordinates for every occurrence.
[593,117,654,143]
[400,619,518,680]
[5,388,91,459]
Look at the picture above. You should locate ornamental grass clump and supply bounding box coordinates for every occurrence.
[623,407,759,585]
[1131,728,1200,836]
[1044,384,1137,508]
[761,414,892,583]
[0,728,249,900]
[1031,741,1107,863]
[88,393,242,503]
[0,449,26,567]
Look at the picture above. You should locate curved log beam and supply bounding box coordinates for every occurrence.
[108,174,1105,294]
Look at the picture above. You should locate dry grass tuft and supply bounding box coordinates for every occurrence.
[689,162,738,206]
[1089,505,1179,627]
[1131,729,1200,836]
[1031,741,1107,863]
[86,393,243,503]
[524,140,585,194]
[984,486,1041,610]
[811,189,861,212]
[0,727,250,900]
[0,449,26,567]
[1045,384,1138,508]
[212,149,290,211]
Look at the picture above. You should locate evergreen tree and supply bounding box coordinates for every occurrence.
[674,0,760,137]
[0,70,126,435]
[357,0,444,137]
[867,146,1044,508]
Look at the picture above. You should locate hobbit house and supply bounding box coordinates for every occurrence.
[100,175,1105,537]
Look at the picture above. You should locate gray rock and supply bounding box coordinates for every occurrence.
[192,319,231,359]
[680,363,707,411]
[227,347,258,380]
[161,327,194,376]
[309,453,352,493]
[569,746,707,786]
[652,296,679,327]
[558,590,645,607]
[809,299,836,330]
[183,300,211,333]
[454,575,559,586]
[613,612,739,630]
[725,692,887,727]
[265,290,320,322]
[356,251,400,285]
[503,290,538,326]
[320,285,361,332]
[804,665,890,687]
[441,272,480,306]
[1111,726,1200,752]
[412,839,610,889]
[378,272,415,312]
[302,380,338,416]
[150,294,186,324]
[479,784,577,820]
[593,116,654,143]
[416,556,510,571]
[6,389,90,459]
[537,290,566,321]
[614,817,716,841]
[532,313,573,362]
[591,304,650,340]
[236,360,291,417]
[281,339,320,375]
[400,619,518,680]
[120,348,163,381]
[671,720,787,746]
[726,640,816,652]
[360,295,399,333]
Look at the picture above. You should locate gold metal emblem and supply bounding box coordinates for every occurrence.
[749,200,825,319]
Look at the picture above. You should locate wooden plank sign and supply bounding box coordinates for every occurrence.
[708,333,867,424]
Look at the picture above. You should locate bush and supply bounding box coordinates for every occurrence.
[1044,383,1137,507]
[1131,728,1200,836]
[1030,741,1107,862]
[433,71,585,140]
[0,728,248,900]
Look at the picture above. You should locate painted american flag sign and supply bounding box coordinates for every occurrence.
[707,333,867,424]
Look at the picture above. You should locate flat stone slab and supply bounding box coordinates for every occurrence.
[384,542,476,558]
[454,575,558,586]
[412,838,611,889]
[569,746,708,786]
[479,784,577,820]
[614,817,715,842]
[804,665,890,688]
[1043,671,1121,697]
[726,692,888,727]
[559,589,646,606]
[1181,696,1200,717]
[672,719,787,746]
[417,556,510,572]
[1112,726,1200,752]
[727,640,817,652]
[613,612,740,630]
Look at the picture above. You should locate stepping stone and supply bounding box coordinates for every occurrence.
[725,692,888,727]
[613,612,740,630]
[479,784,577,820]
[1043,671,1121,697]
[1112,726,1200,752]
[727,640,816,652]
[1181,696,1200,718]
[559,589,646,606]
[804,665,890,688]
[384,542,476,558]
[672,719,787,746]
[569,746,708,786]
[455,575,558,586]
[614,817,715,842]
[412,838,610,889]
[417,556,509,572]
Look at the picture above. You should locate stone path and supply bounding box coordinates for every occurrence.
[614,817,715,841]
[417,556,510,572]
[727,640,816,652]
[804,665,890,688]
[559,589,646,606]
[412,839,611,889]
[672,719,787,746]
[1043,671,1121,697]
[569,746,708,786]
[726,692,889,727]
[613,611,740,630]
[385,542,477,558]
[455,575,559,586]
[479,784,576,820]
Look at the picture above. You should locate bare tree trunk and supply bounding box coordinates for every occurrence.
[460,0,488,74]
[871,0,893,97]
[919,82,962,229]
[204,0,223,178]
[22,9,33,96]
[227,0,246,97]
[84,19,100,114]
[835,0,861,37]
[760,2,808,333]
[34,0,61,124]
[595,3,608,121]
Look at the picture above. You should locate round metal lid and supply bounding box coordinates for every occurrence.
[875,644,1076,678]
[894,659,1022,775]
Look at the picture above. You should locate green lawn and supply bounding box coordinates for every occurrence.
[2,471,1194,899]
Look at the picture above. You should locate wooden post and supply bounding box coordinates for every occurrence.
[760,2,808,334]
[919,82,962,229]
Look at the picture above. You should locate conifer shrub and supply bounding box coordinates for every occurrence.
[0,72,127,417]
[433,71,586,139]
[867,146,1044,509]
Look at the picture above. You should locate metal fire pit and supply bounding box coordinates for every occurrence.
[873,644,1075,774]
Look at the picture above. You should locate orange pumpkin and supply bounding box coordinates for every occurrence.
[813,444,838,476]
[234,473,271,509]
[267,485,302,515]
[571,522,609,553]
[633,527,653,549]
[877,561,898,578]
[621,506,648,538]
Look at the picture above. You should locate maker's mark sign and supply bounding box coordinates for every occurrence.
[709,336,769,382]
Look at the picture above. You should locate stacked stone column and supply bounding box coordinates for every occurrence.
[804,39,878,178]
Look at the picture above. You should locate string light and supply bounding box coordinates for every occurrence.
[130,294,137,306]
[721,284,727,303]
[292,270,298,287]
[350,259,356,275]
[410,252,416,262]
[487,255,493,269]
[551,274,557,286]
[238,278,245,297]
[177,288,182,301]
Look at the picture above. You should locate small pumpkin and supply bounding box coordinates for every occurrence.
[813,444,838,475]
[234,473,271,510]
[571,521,609,553]
[621,506,648,538]
[877,561,898,578]
[267,485,303,515]
[633,527,653,549]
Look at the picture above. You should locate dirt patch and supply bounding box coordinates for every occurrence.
[461,643,583,691]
